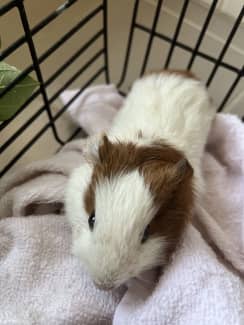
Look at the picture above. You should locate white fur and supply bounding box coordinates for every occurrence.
[109,73,216,193]
[65,163,93,238]
[66,168,166,289]
[65,72,216,289]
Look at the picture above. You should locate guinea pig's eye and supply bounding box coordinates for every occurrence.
[141,225,150,244]
[88,211,95,230]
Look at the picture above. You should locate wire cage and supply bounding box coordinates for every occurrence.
[0,0,244,178]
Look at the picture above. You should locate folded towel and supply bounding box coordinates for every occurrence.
[60,84,123,135]
[0,84,243,325]
[114,225,243,325]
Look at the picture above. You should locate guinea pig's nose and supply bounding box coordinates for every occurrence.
[94,282,114,291]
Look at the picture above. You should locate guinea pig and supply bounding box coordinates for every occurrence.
[65,70,216,290]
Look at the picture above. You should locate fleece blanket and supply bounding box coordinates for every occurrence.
[0,85,243,325]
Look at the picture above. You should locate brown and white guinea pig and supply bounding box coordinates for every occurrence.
[65,70,216,290]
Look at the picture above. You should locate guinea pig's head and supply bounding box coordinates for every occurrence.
[65,135,194,290]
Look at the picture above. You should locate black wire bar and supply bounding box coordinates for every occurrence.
[1,0,243,177]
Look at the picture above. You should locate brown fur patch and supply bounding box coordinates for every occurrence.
[84,137,194,262]
[144,157,194,261]
[164,69,198,80]
[84,182,95,217]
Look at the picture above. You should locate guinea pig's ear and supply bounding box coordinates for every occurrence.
[173,158,193,184]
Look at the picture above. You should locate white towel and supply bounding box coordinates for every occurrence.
[0,85,243,324]
[60,84,123,135]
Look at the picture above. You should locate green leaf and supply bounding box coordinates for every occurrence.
[0,61,39,121]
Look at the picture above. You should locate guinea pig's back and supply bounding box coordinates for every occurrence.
[109,71,216,194]
[110,72,214,146]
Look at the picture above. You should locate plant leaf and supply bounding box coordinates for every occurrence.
[0,61,39,121]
